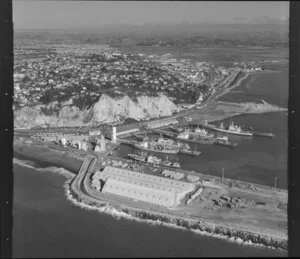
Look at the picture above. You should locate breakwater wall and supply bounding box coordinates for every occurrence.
[215,72,251,100]
[67,159,287,251]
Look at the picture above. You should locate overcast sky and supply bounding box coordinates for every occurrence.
[13,1,289,30]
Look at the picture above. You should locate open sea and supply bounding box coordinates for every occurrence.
[13,68,288,257]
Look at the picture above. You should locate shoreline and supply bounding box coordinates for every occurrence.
[13,138,83,174]
[65,157,287,251]
[13,139,287,251]
[214,72,251,100]
[12,66,287,252]
[65,181,285,252]
[13,156,287,251]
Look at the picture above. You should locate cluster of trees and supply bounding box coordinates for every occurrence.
[40,106,60,116]
[39,87,74,105]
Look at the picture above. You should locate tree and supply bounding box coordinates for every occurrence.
[22,75,30,83]
[40,89,55,104]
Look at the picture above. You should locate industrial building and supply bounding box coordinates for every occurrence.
[146,118,178,129]
[92,166,196,208]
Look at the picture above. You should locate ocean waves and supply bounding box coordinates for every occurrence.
[64,179,280,251]
[13,157,74,179]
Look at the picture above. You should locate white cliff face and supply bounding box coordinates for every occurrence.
[14,93,179,129]
[14,105,86,128]
[90,93,178,124]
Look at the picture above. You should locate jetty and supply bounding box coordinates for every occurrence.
[253,131,276,138]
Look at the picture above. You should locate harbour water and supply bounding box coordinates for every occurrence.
[116,69,288,189]
[13,69,288,257]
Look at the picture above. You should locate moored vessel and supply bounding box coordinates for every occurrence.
[128,153,181,168]
[133,140,180,154]
[176,131,216,145]
[205,121,253,137]
[193,127,215,139]
[214,135,238,148]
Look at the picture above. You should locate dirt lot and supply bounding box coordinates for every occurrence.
[174,180,287,237]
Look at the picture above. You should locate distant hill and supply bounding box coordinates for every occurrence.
[15,22,288,48]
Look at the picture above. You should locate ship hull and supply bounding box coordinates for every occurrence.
[214,141,238,148]
[127,154,146,162]
[128,155,181,169]
[176,137,216,145]
[179,149,202,156]
[189,132,215,139]
[134,144,179,154]
[205,125,253,136]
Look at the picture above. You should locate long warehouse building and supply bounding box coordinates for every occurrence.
[92,166,197,208]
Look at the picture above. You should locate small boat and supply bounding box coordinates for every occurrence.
[214,135,238,148]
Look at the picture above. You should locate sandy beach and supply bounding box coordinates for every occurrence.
[14,138,82,173]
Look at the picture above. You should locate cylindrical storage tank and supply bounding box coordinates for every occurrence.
[61,137,67,146]
[112,127,117,143]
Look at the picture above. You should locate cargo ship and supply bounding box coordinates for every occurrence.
[156,136,189,149]
[205,121,253,137]
[192,127,215,139]
[133,140,180,154]
[175,131,216,145]
[157,135,202,156]
[128,153,181,168]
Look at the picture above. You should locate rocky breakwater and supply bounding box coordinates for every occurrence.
[14,93,179,129]
[68,174,288,251]
[241,99,288,114]
[67,157,287,251]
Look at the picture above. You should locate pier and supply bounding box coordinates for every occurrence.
[253,131,276,138]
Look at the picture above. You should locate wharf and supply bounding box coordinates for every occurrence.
[253,131,275,138]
